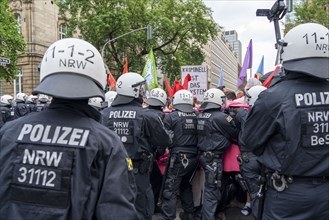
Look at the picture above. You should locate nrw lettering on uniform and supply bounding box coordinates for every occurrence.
[23,149,62,167]
[17,124,90,147]
[308,111,329,122]
[307,111,329,146]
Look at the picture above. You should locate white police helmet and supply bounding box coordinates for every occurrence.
[38,94,49,103]
[32,38,107,99]
[111,72,146,106]
[199,88,226,110]
[104,91,117,107]
[245,78,262,91]
[246,85,267,106]
[145,88,167,107]
[172,90,194,113]
[26,95,38,104]
[88,97,103,110]
[0,95,14,106]
[281,23,329,79]
[16,92,27,102]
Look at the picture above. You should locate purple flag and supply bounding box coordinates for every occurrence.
[237,39,253,87]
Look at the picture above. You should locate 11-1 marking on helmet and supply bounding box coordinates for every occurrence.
[302,32,329,44]
[302,32,329,53]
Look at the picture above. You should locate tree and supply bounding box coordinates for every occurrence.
[285,0,328,33]
[56,0,218,83]
[0,0,25,81]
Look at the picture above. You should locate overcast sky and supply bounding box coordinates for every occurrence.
[204,0,286,75]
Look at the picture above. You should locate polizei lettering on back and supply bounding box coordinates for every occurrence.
[17,124,90,147]
[178,112,197,117]
[109,110,136,118]
[295,91,329,107]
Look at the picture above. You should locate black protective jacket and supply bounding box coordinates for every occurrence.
[163,110,198,154]
[241,73,329,176]
[0,99,138,220]
[146,106,168,155]
[197,109,238,152]
[26,102,37,113]
[101,100,170,159]
[0,105,15,125]
[235,108,249,151]
[14,101,29,118]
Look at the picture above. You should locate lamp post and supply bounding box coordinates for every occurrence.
[101,25,152,57]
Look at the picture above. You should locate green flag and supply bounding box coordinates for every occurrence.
[142,49,158,90]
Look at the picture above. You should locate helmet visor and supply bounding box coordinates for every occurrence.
[32,73,104,100]
[174,103,194,113]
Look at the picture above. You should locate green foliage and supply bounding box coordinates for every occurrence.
[285,0,328,33]
[56,0,218,83]
[0,0,26,81]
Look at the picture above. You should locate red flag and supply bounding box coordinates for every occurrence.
[107,69,116,90]
[164,77,174,99]
[122,57,128,74]
[182,73,191,90]
[173,80,183,94]
[262,66,280,88]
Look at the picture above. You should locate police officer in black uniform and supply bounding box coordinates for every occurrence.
[14,92,29,118]
[35,94,50,112]
[236,85,267,219]
[101,72,171,220]
[25,94,38,113]
[0,38,138,220]
[144,88,168,213]
[197,88,238,220]
[0,94,15,127]
[159,89,198,220]
[241,23,329,220]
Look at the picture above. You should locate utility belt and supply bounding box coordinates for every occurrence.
[266,171,329,192]
[169,152,197,169]
[132,152,153,174]
[171,145,198,155]
[200,151,222,163]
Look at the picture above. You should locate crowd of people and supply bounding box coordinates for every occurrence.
[0,22,328,220]
[0,93,50,128]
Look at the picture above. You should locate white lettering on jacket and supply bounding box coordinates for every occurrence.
[108,111,136,118]
[295,92,329,107]
[17,124,90,147]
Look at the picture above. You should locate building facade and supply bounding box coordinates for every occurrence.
[225,30,242,65]
[203,26,240,92]
[1,0,63,96]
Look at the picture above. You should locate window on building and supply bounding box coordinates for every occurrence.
[15,71,24,94]
[59,24,67,39]
[16,14,22,33]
